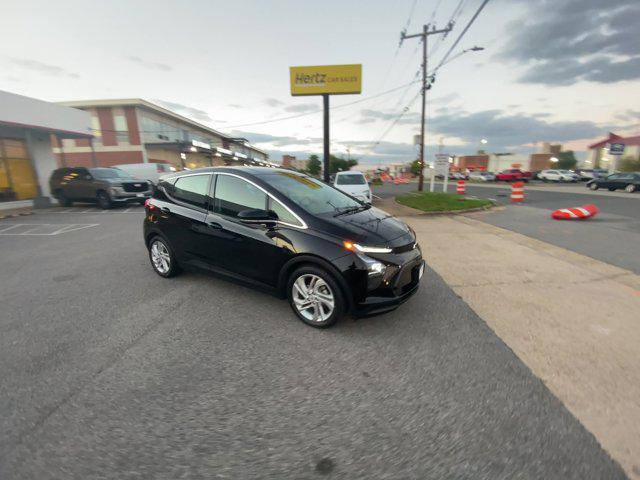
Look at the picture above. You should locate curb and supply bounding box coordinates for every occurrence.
[0,210,34,220]
[392,197,498,216]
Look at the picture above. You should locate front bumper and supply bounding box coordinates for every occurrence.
[352,259,425,316]
[111,188,151,202]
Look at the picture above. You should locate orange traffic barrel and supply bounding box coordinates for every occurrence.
[511,182,524,202]
[456,180,465,195]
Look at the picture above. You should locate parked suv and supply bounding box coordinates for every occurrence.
[50,167,152,208]
[143,167,425,328]
[538,169,579,182]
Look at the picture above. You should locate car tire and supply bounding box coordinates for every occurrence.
[287,265,345,328]
[148,236,180,278]
[56,190,72,207]
[96,190,112,209]
[625,184,636,193]
[589,183,598,191]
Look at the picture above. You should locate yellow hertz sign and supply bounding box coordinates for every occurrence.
[290,64,362,96]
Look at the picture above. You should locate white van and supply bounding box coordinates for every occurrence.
[333,171,372,203]
[113,162,176,184]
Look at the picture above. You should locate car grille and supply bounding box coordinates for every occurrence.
[122,182,148,192]
[393,241,416,254]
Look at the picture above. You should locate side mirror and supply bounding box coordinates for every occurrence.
[237,208,278,224]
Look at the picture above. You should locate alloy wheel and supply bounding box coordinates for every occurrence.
[291,274,335,323]
[150,240,171,274]
[625,184,636,193]
[590,183,598,190]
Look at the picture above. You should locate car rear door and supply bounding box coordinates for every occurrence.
[159,173,212,260]
[203,173,292,287]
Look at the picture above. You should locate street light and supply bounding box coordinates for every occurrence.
[550,157,559,163]
[480,138,488,145]
[440,46,485,68]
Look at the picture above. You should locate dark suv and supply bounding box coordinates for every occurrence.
[50,167,152,208]
[143,167,425,328]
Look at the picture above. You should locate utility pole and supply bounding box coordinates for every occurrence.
[401,23,453,191]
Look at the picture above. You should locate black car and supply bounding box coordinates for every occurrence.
[143,167,425,327]
[50,167,152,208]
[586,172,640,193]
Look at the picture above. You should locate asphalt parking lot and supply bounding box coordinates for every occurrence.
[0,207,626,479]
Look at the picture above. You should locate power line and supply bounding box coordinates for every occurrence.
[370,87,422,151]
[432,0,491,75]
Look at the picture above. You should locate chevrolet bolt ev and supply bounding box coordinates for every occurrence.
[143,167,425,328]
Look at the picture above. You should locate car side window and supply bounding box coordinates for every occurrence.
[269,197,302,227]
[213,175,267,218]
[172,174,210,209]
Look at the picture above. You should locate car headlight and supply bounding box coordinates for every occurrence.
[357,253,386,276]
[343,241,392,254]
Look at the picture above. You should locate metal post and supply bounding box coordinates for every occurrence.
[323,94,330,183]
[418,24,428,192]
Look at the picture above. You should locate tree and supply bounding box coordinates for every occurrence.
[328,154,358,174]
[306,154,321,176]
[557,151,577,170]
[410,159,422,176]
[618,155,640,172]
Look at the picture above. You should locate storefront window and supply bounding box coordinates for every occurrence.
[0,138,38,201]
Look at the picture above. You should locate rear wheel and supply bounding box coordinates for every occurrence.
[148,236,180,278]
[96,190,111,209]
[625,184,636,193]
[287,266,345,328]
[589,183,599,191]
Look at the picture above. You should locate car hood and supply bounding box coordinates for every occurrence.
[315,206,414,247]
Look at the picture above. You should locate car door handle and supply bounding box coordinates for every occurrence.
[160,207,171,214]
[208,221,222,229]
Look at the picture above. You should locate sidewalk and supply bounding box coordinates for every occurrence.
[382,199,640,479]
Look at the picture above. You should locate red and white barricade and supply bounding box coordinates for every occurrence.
[551,204,599,220]
[456,180,465,195]
[511,182,525,202]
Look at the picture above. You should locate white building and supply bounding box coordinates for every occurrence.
[0,90,92,208]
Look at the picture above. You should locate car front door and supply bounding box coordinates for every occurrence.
[202,173,293,287]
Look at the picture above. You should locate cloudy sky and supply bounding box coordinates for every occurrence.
[2,0,639,165]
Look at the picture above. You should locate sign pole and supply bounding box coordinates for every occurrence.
[323,94,330,183]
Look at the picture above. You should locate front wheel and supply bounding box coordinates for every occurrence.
[56,190,72,207]
[287,266,345,328]
[96,191,112,209]
[589,183,599,191]
[625,184,636,193]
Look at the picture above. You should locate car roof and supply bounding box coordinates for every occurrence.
[163,166,307,179]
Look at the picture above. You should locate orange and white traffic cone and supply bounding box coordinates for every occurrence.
[551,204,598,220]
[511,181,524,202]
[456,180,465,195]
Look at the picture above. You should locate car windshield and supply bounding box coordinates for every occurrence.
[262,171,361,215]
[336,173,366,185]
[90,168,133,179]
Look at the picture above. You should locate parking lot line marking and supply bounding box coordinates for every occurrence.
[0,224,24,233]
[0,223,99,236]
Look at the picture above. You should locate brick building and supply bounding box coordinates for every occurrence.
[53,99,269,170]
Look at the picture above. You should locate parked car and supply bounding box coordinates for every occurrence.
[50,167,152,208]
[577,169,607,181]
[586,172,640,193]
[495,169,532,182]
[114,162,176,184]
[333,170,372,203]
[538,169,579,182]
[468,171,496,182]
[143,167,425,327]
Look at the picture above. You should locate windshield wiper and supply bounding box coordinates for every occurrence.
[333,204,371,217]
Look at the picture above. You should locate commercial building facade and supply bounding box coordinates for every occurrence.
[588,133,640,169]
[54,99,271,171]
[0,90,92,207]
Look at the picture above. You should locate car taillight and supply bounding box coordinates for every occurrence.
[145,199,157,211]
